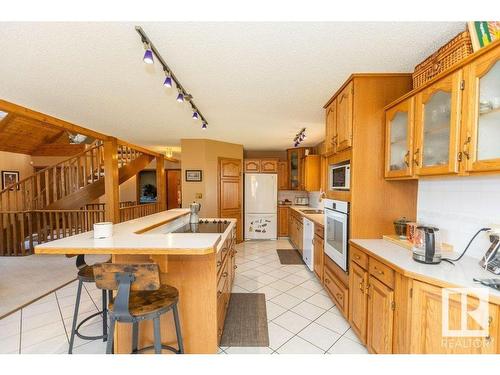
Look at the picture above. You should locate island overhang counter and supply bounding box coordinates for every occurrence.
[35,209,238,354]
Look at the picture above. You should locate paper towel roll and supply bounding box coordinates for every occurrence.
[93,222,113,239]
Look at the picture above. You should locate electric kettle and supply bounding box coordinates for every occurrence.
[412,226,442,264]
[189,201,201,224]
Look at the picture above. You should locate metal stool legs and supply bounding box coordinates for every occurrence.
[172,304,184,354]
[68,280,109,354]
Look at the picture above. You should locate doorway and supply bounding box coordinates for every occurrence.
[217,158,242,242]
[166,169,182,209]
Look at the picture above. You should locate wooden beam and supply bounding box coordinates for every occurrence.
[156,155,166,211]
[104,137,120,223]
[32,143,85,157]
[0,99,108,141]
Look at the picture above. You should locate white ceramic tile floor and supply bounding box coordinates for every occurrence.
[0,239,367,354]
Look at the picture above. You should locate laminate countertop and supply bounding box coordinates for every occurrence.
[350,239,500,303]
[35,209,236,256]
[288,205,324,227]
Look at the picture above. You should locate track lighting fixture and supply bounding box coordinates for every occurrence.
[135,26,209,130]
[163,70,172,88]
[293,128,307,147]
[142,42,154,64]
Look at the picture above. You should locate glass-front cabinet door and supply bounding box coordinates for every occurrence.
[464,47,500,172]
[288,149,300,190]
[385,97,414,178]
[414,71,462,175]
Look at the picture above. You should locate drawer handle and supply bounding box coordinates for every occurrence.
[374,267,384,275]
[336,293,342,300]
[354,254,361,260]
[217,291,222,297]
[223,272,228,277]
[359,281,364,292]
[217,261,222,266]
[234,265,237,269]
[325,278,330,284]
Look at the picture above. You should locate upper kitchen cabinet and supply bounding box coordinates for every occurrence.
[244,159,261,173]
[287,147,314,190]
[302,155,321,192]
[414,70,463,176]
[325,99,337,154]
[277,161,289,190]
[336,81,354,152]
[385,97,415,178]
[244,158,278,173]
[463,45,500,173]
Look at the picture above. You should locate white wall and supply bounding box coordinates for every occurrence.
[417,175,500,259]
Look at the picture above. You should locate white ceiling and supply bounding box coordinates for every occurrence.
[0,22,466,152]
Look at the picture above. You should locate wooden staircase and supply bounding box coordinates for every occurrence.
[0,141,157,256]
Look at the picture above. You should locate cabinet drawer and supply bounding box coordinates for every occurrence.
[217,257,230,290]
[324,268,348,317]
[351,245,368,269]
[314,224,324,239]
[369,258,395,288]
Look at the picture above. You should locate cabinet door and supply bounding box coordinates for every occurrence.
[464,46,500,172]
[297,221,303,254]
[366,276,394,353]
[414,71,462,175]
[278,207,289,237]
[336,81,353,152]
[313,234,324,281]
[348,261,368,343]
[288,149,300,190]
[385,97,415,178]
[410,280,498,354]
[303,155,321,191]
[244,159,260,173]
[261,159,278,173]
[277,161,289,190]
[325,100,337,154]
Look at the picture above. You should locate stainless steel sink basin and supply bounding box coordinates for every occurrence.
[300,209,324,214]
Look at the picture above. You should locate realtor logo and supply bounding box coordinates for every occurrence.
[442,288,490,337]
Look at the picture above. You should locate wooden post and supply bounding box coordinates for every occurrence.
[156,155,166,211]
[103,137,120,223]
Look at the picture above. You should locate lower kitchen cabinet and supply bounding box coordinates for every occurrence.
[323,254,349,318]
[312,225,324,281]
[288,209,303,253]
[278,206,289,237]
[349,242,500,354]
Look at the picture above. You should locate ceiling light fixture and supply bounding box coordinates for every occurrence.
[293,128,307,147]
[142,42,154,64]
[135,26,209,129]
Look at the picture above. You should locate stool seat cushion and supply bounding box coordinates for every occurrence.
[77,265,95,282]
[109,285,179,317]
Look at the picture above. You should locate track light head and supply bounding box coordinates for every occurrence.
[192,111,199,120]
[163,76,172,88]
[202,122,208,130]
[176,92,184,103]
[143,42,154,64]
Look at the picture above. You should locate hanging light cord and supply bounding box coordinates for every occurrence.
[442,227,491,263]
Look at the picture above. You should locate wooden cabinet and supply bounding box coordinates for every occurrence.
[384,97,415,178]
[260,159,278,173]
[385,41,500,180]
[325,100,337,154]
[278,206,289,237]
[302,155,321,192]
[410,280,498,354]
[349,261,368,343]
[244,159,261,173]
[287,147,314,190]
[366,276,394,354]
[288,209,303,253]
[217,228,236,344]
[414,70,463,176]
[277,161,289,190]
[463,45,500,173]
[335,81,354,152]
[312,232,324,281]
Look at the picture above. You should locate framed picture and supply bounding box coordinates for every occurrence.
[185,170,202,182]
[1,170,20,190]
[468,21,500,52]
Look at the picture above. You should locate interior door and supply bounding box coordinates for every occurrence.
[218,158,242,242]
[414,71,462,176]
[166,169,181,209]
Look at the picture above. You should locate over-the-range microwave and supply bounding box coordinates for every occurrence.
[329,162,350,190]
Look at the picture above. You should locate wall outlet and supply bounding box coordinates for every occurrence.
[195,193,202,199]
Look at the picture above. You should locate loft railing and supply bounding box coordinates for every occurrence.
[119,202,160,223]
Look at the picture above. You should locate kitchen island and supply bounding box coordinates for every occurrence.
[35,209,237,354]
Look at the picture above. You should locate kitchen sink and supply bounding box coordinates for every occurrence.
[300,209,324,214]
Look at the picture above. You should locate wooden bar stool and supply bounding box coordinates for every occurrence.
[93,263,184,354]
[67,254,112,354]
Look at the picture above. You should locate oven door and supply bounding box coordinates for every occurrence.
[323,208,348,271]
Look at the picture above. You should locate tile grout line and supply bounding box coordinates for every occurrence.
[54,291,70,343]
[18,309,22,354]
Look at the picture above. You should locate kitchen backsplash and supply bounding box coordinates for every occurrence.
[278,190,324,209]
[417,175,500,259]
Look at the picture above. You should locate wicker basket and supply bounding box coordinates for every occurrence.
[412,30,474,88]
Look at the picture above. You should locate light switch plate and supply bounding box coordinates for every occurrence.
[195,193,202,199]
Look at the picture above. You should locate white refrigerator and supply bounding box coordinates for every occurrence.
[244,173,278,240]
